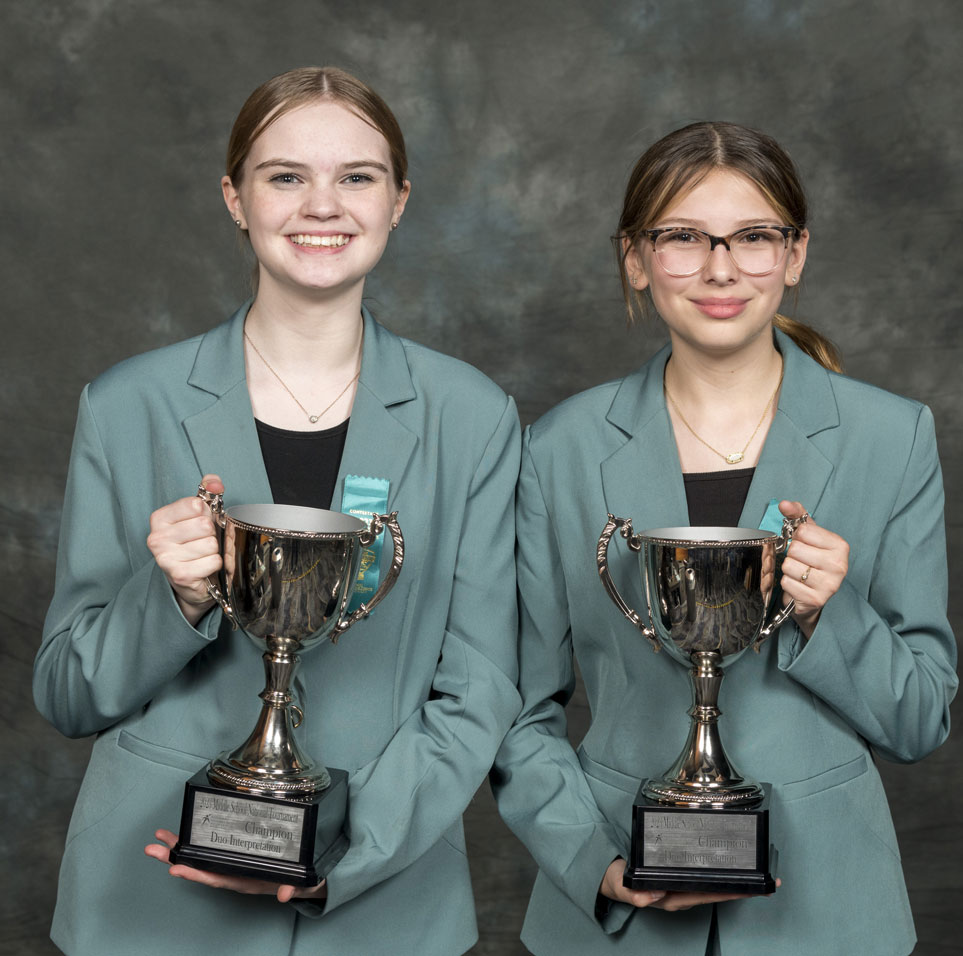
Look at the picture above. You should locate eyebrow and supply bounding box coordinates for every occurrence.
[252,158,390,174]
[342,160,390,174]
[656,217,783,229]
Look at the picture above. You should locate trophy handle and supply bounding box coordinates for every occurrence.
[331,511,404,641]
[758,512,810,640]
[196,483,240,629]
[597,514,658,646]
[775,511,808,555]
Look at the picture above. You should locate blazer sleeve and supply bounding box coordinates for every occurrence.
[33,385,219,738]
[491,428,632,934]
[317,396,523,916]
[778,404,958,762]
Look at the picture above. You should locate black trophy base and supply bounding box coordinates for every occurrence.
[169,767,348,887]
[624,781,777,895]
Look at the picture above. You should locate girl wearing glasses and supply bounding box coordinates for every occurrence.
[494,122,956,956]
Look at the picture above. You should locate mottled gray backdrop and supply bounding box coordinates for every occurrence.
[2,1,961,953]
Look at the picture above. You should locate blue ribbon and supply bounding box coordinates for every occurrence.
[759,497,784,534]
[341,474,391,614]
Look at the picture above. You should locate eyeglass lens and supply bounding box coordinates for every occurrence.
[655,228,789,276]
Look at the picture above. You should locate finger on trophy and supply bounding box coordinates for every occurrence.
[147,828,324,900]
[201,473,224,492]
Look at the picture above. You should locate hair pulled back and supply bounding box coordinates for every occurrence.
[616,121,841,372]
[226,66,408,191]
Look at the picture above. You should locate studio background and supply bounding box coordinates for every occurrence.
[2,1,960,954]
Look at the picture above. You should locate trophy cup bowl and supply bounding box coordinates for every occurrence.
[169,491,403,885]
[597,517,803,893]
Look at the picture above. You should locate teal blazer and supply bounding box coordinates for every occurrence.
[493,330,957,956]
[35,305,521,956]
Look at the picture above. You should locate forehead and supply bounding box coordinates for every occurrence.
[659,168,780,226]
[246,99,391,167]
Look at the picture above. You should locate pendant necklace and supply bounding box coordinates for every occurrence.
[245,328,362,424]
[664,361,783,466]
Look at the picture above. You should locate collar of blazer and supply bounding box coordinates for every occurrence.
[600,327,840,532]
[182,302,418,511]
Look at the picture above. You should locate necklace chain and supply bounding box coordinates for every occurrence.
[244,328,362,425]
[664,361,784,466]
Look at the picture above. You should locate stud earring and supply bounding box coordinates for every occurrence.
[390,222,398,231]
[235,219,243,228]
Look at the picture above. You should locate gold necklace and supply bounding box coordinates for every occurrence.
[244,329,362,424]
[664,362,783,466]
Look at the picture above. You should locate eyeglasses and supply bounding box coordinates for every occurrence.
[643,225,800,277]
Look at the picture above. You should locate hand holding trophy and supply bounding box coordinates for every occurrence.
[168,485,403,886]
[597,515,805,894]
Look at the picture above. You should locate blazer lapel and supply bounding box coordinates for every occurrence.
[741,330,840,528]
[182,304,275,506]
[600,344,691,531]
[180,305,417,512]
[600,331,841,533]
[333,307,417,511]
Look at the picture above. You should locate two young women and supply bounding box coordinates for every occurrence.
[35,69,956,956]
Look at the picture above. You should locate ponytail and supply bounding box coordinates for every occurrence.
[773,314,842,373]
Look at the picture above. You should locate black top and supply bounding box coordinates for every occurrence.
[255,417,349,510]
[683,467,755,527]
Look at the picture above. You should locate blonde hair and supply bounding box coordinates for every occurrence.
[616,122,842,373]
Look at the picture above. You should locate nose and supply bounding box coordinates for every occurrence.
[301,181,343,220]
[701,239,738,283]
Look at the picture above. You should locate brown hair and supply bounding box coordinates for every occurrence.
[616,122,842,372]
[226,66,408,190]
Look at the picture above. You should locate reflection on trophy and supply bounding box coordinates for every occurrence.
[597,519,802,893]
[169,489,404,886]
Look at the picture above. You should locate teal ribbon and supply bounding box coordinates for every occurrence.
[759,497,785,534]
[341,475,390,614]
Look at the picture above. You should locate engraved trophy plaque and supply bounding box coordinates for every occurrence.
[597,518,802,893]
[169,490,403,886]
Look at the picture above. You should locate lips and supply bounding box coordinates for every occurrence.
[692,298,748,319]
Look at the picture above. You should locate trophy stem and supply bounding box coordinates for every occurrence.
[643,651,764,808]
[209,638,331,796]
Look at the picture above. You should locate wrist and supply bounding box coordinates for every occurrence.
[599,858,625,901]
[175,592,215,627]
[792,609,820,639]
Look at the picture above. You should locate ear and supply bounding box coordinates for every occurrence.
[784,228,809,286]
[621,235,650,292]
[221,176,245,228]
[392,180,411,226]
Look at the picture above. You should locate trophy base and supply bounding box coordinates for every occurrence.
[169,767,348,887]
[624,781,776,895]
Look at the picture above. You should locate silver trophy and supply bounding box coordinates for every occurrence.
[169,489,403,885]
[597,517,802,892]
